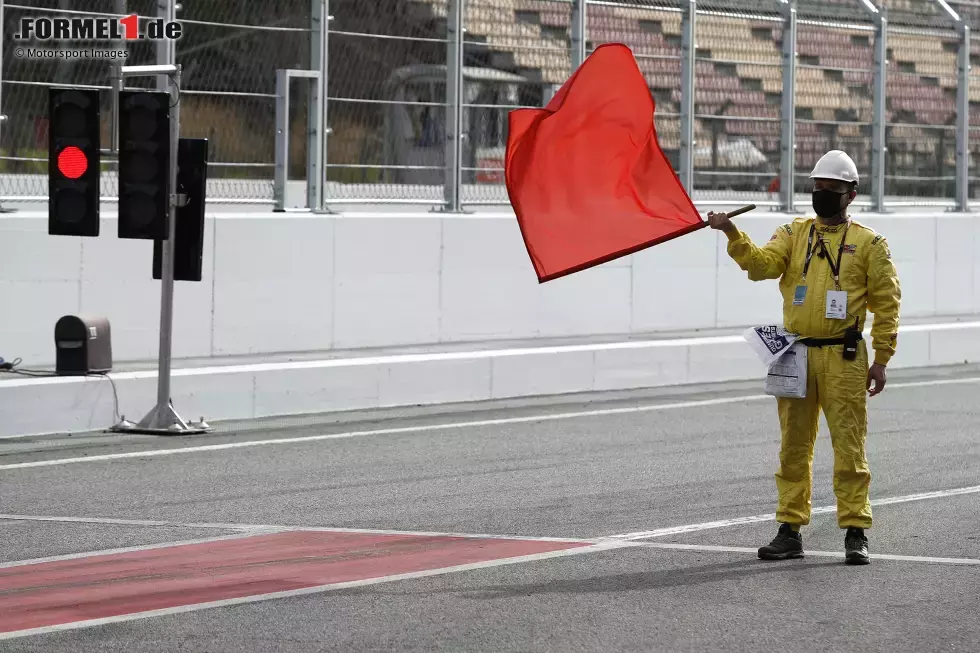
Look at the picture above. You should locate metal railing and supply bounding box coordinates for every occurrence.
[2,0,978,212]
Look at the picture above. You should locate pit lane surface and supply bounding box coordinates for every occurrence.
[1,365,978,652]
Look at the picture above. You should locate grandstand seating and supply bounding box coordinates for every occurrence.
[410,0,979,190]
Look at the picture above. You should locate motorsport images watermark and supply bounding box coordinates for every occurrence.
[14,14,182,42]
[14,47,130,61]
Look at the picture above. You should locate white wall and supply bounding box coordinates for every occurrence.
[2,211,979,367]
[5,321,980,437]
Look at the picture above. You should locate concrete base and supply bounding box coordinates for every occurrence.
[2,319,979,438]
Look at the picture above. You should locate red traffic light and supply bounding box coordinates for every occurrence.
[57,146,88,179]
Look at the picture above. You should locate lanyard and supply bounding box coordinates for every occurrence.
[801,221,850,288]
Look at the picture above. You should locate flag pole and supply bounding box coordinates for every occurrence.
[726,204,757,219]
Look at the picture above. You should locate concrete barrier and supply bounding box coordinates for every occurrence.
[2,208,979,437]
[2,319,978,438]
[2,209,979,366]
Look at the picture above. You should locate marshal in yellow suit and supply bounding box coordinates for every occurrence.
[709,150,902,565]
[726,215,901,528]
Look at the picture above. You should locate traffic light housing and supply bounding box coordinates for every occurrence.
[48,88,101,237]
[154,138,209,282]
[118,90,171,240]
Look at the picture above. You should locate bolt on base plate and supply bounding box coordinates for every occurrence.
[109,400,212,436]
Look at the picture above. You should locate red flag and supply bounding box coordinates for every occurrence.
[505,43,706,283]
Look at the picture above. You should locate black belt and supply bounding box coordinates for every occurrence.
[797,333,863,348]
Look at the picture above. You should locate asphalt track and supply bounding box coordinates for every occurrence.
[1,364,979,652]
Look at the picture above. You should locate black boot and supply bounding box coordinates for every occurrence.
[844,527,870,565]
[758,523,804,560]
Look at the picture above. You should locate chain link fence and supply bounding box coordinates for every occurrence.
[588,0,682,187]
[1,0,311,203]
[693,1,782,205]
[175,1,311,202]
[326,0,448,204]
[794,18,874,200]
[884,13,959,203]
[2,0,142,200]
[3,0,980,210]
[459,0,571,204]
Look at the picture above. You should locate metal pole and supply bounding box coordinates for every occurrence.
[308,0,328,212]
[678,0,696,193]
[779,0,796,213]
[956,23,970,211]
[0,0,12,214]
[156,0,168,91]
[870,15,887,212]
[272,69,319,213]
[0,0,6,212]
[152,0,177,418]
[0,0,3,124]
[442,0,464,212]
[113,0,209,434]
[55,0,72,84]
[321,0,331,211]
[118,64,201,433]
[152,63,181,419]
[155,1,175,91]
[110,0,126,154]
[110,72,122,153]
[571,0,587,69]
[273,70,289,212]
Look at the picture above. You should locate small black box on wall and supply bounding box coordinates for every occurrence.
[54,315,113,375]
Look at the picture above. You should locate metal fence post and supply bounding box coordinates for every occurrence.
[110,0,126,155]
[679,0,696,193]
[956,23,970,211]
[274,70,289,212]
[309,0,329,212]
[571,0,587,69]
[0,0,7,212]
[779,0,797,213]
[870,14,887,212]
[443,0,464,212]
[156,0,175,92]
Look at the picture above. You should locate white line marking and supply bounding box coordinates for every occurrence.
[5,481,980,565]
[608,484,980,540]
[260,526,589,543]
[0,539,632,641]
[0,395,772,470]
[3,321,978,387]
[0,514,274,532]
[630,542,980,565]
[0,514,592,550]
[2,479,978,638]
[2,374,979,471]
[0,532,279,570]
[1,522,975,640]
[3,338,750,388]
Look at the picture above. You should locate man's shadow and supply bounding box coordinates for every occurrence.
[448,558,834,599]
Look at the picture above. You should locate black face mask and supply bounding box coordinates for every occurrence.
[812,189,846,219]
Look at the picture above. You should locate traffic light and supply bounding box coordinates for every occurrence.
[48,88,101,237]
[118,90,171,240]
[154,138,209,282]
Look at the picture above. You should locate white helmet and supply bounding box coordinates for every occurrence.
[809,150,859,185]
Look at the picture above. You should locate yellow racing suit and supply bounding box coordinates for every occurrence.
[726,216,901,529]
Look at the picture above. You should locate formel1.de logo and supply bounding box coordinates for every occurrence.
[15,15,182,41]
